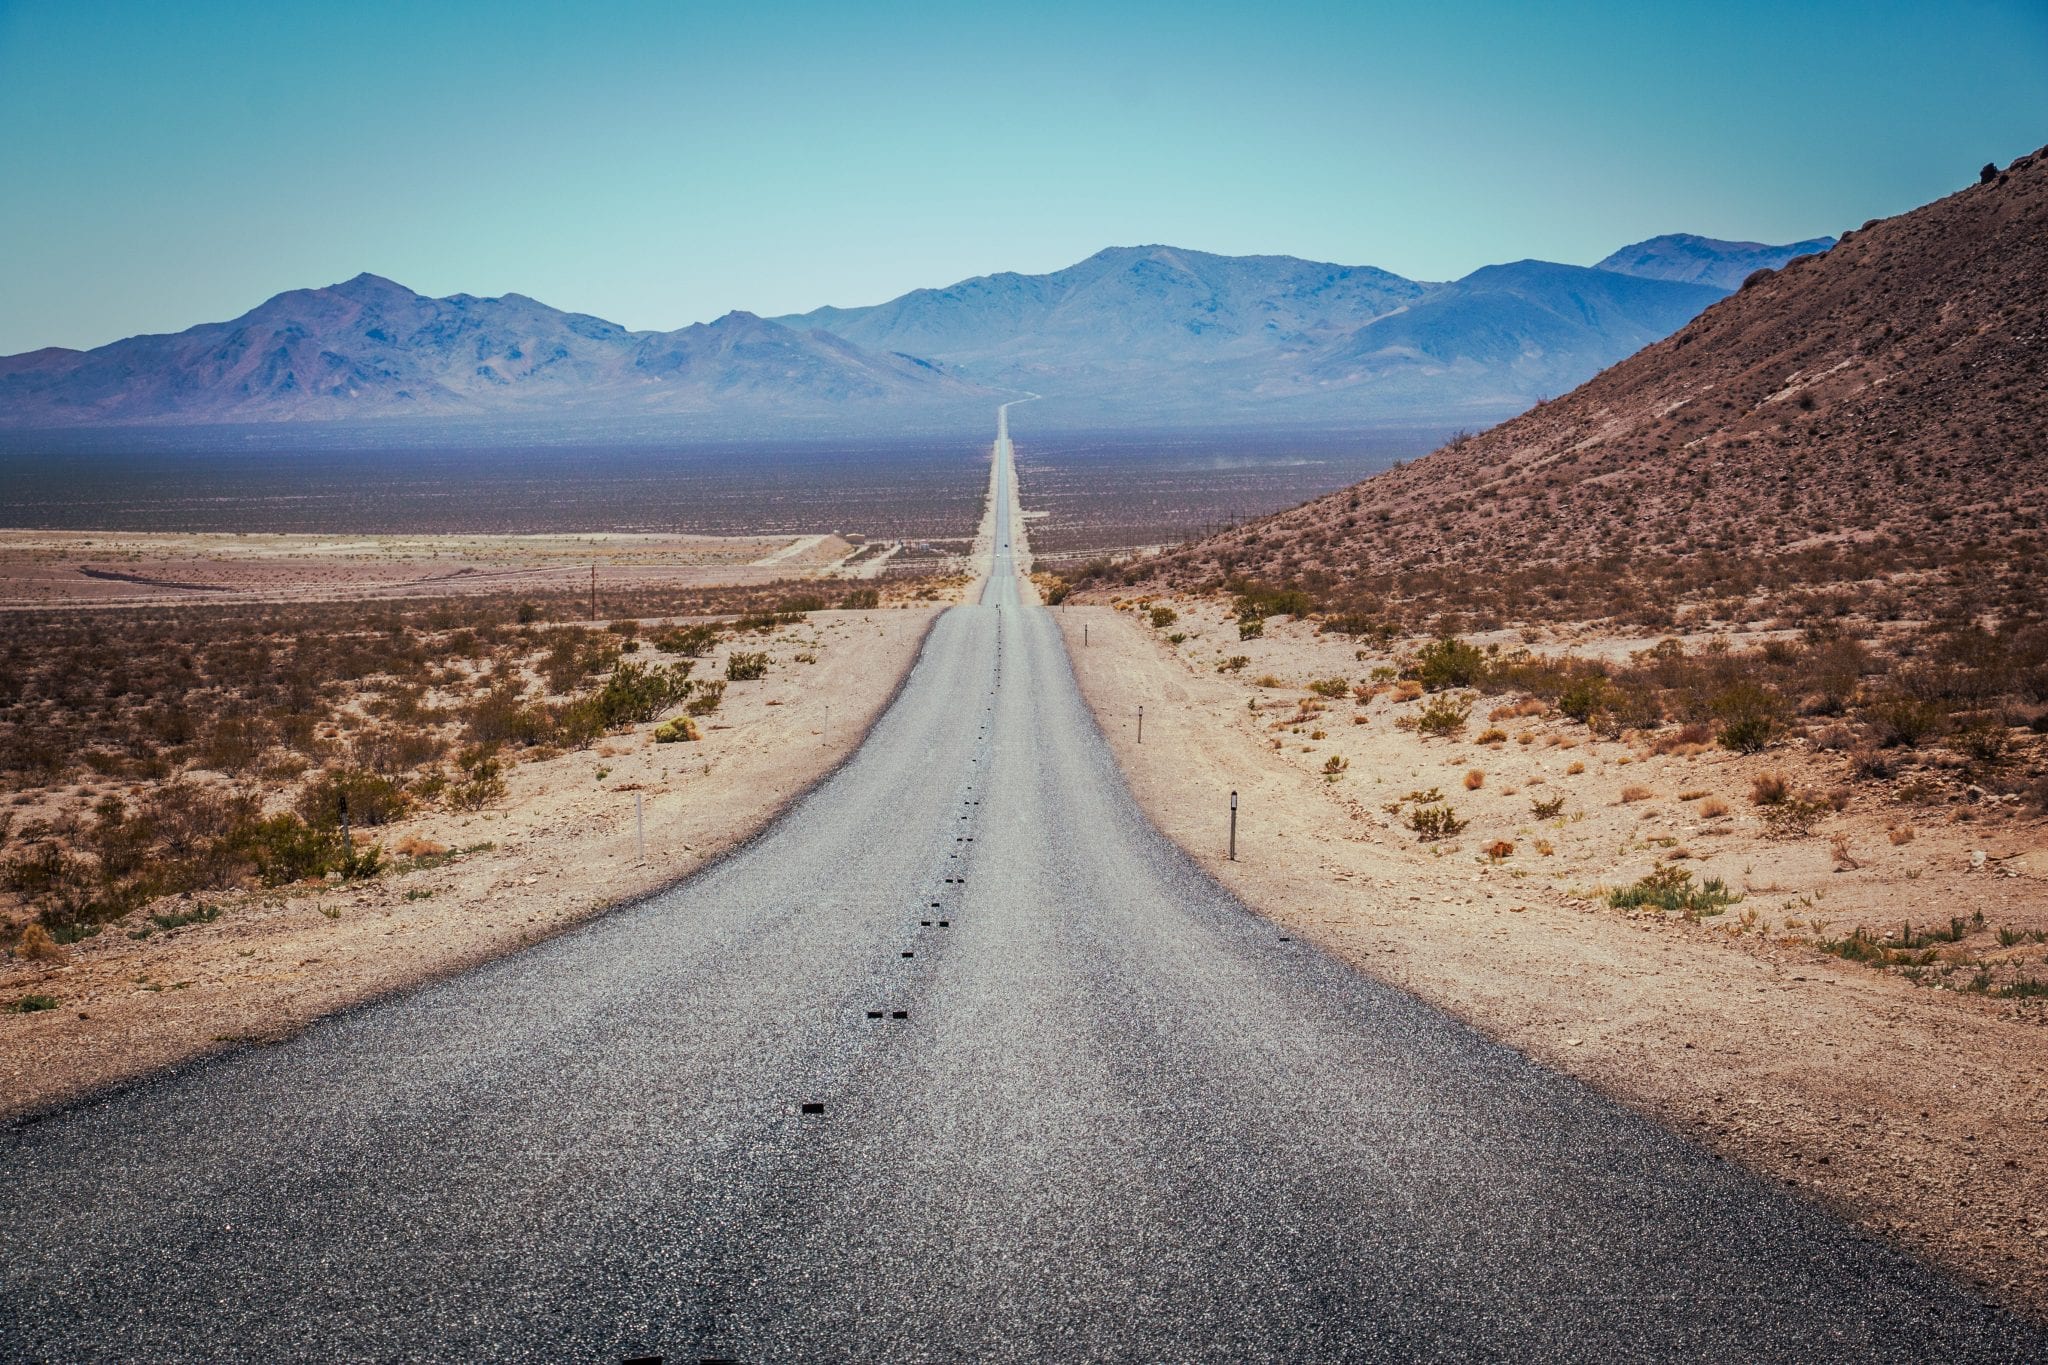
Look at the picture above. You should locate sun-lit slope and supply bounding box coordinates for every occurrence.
[1152,149,2047,606]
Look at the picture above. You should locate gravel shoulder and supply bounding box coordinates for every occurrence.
[1058,599,2048,1317]
[0,606,940,1119]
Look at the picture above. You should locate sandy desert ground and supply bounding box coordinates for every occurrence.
[0,528,906,609]
[1059,596,2048,1315]
[0,604,941,1117]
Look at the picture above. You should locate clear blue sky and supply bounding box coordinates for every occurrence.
[1,0,2042,354]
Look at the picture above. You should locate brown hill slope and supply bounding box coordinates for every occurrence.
[1132,149,2046,634]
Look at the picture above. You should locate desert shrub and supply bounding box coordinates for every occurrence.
[584,661,695,729]
[1218,656,1250,673]
[1710,682,1785,753]
[1607,866,1740,915]
[1411,636,1488,692]
[1039,579,1070,607]
[1863,693,1946,748]
[686,681,727,716]
[1557,675,1610,724]
[778,594,826,615]
[8,994,59,1013]
[1238,617,1265,641]
[1149,606,1178,629]
[1750,772,1790,806]
[1463,769,1485,790]
[1232,583,1314,621]
[654,624,720,657]
[339,842,383,881]
[726,652,770,682]
[198,715,271,774]
[1308,678,1350,699]
[1761,795,1829,838]
[296,770,410,829]
[653,716,702,743]
[1531,793,1566,818]
[15,923,66,964]
[1949,719,2014,765]
[1484,839,1515,861]
[539,629,621,694]
[239,814,334,886]
[464,683,554,748]
[1619,785,1654,803]
[447,750,507,810]
[1416,696,1470,737]
[1409,803,1467,840]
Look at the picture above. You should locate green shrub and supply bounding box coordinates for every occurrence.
[1238,617,1264,641]
[1040,579,1071,606]
[686,681,727,716]
[1863,693,1946,748]
[150,904,222,931]
[1557,675,1610,724]
[296,770,410,830]
[1411,637,1488,692]
[447,750,506,810]
[8,994,59,1014]
[1607,866,1741,915]
[239,814,334,886]
[841,587,882,610]
[654,623,720,657]
[585,660,695,728]
[1219,655,1250,673]
[1308,677,1350,699]
[653,716,702,743]
[726,652,770,681]
[1531,793,1566,819]
[1710,682,1785,753]
[1416,696,1470,737]
[1148,606,1178,629]
[1409,803,1467,841]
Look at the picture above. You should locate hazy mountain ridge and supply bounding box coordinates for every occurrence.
[0,274,986,428]
[1,233,1830,432]
[1594,232,1838,290]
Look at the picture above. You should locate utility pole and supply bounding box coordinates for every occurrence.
[590,563,598,621]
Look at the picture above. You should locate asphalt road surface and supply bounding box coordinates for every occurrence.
[5,412,2042,1361]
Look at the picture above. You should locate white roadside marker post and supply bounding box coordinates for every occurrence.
[1229,790,1238,862]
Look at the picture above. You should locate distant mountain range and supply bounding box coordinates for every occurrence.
[0,233,1831,434]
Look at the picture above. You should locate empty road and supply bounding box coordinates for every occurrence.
[4,412,2041,1361]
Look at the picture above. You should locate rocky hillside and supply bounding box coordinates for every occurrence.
[1140,150,2047,630]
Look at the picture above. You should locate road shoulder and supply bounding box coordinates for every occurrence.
[1056,600,2048,1318]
